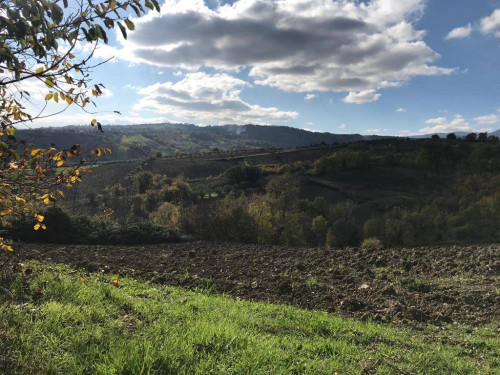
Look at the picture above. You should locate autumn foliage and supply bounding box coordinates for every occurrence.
[0,0,158,251]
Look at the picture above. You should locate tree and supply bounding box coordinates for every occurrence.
[478,132,488,142]
[446,133,457,140]
[431,134,440,140]
[465,133,477,142]
[0,0,159,252]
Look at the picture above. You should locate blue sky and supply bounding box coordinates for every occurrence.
[30,0,500,135]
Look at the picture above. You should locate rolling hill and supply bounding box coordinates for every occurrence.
[18,123,385,161]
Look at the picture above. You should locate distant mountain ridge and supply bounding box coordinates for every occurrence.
[412,129,500,139]
[17,123,387,161]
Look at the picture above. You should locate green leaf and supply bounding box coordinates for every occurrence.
[150,0,161,12]
[44,78,55,88]
[67,30,78,42]
[117,22,127,39]
[124,19,135,31]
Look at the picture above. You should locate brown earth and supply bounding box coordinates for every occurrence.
[7,242,500,326]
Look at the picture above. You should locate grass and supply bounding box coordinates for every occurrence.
[121,134,153,146]
[117,144,129,160]
[0,261,498,374]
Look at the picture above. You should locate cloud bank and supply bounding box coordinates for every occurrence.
[133,72,298,124]
[103,0,454,102]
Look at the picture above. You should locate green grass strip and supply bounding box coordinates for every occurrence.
[0,261,498,374]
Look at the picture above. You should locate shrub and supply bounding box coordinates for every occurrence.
[361,237,383,250]
[224,165,261,185]
[311,215,328,246]
[325,228,335,249]
[313,150,369,175]
[151,202,181,231]
[135,172,154,193]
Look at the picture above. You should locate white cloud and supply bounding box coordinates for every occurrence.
[24,111,176,127]
[480,9,500,37]
[343,90,381,104]
[418,114,472,134]
[133,72,298,124]
[173,70,183,76]
[474,114,499,125]
[100,87,114,98]
[302,126,323,133]
[339,123,347,129]
[304,94,317,100]
[396,107,407,112]
[446,9,500,40]
[366,128,387,134]
[445,24,472,40]
[103,0,454,100]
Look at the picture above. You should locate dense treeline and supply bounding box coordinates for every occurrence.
[6,135,499,247]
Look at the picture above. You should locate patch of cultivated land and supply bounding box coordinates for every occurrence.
[1,262,499,374]
[14,242,500,326]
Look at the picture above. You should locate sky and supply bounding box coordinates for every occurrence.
[23,0,500,135]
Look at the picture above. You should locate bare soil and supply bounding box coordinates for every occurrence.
[8,242,500,326]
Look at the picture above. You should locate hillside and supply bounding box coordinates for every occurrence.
[18,123,380,161]
[9,136,498,249]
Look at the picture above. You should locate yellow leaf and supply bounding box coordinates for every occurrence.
[91,119,97,125]
[31,149,41,156]
[6,127,15,137]
[57,190,65,197]
[45,93,53,100]
[57,160,64,167]
[34,223,41,230]
[65,96,73,104]
[35,214,44,222]
[43,197,50,205]
[1,244,13,252]
[54,93,59,103]
[112,279,120,285]
[15,196,26,203]
[79,278,85,284]
[36,66,44,74]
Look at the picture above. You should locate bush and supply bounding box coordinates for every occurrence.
[151,202,181,231]
[135,172,154,193]
[224,165,261,185]
[313,151,369,175]
[361,237,383,250]
[325,228,335,249]
[7,209,181,245]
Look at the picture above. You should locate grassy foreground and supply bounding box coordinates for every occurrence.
[0,262,498,374]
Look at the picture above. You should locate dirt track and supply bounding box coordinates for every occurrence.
[9,242,500,326]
